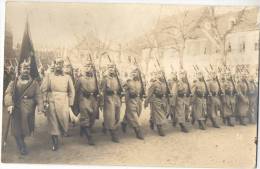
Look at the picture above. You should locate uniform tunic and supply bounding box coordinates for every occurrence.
[171,80,190,123]
[248,81,258,117]
[5,78,43,137]
[41,73,75,135]
[145,80,167,125]
[221,80,236,117]
[124,79,143,128]
[236,80,249,117]
[101,75,122,130]
[207,79,221,119]
[75,75,99,127]
[191,80,207,121]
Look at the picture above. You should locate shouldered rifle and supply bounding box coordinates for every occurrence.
[210,64,223,94]
[195,65,210,96]
[106,54,124,95]
[88,54,100,96]
[154,55,171,98]
[66,56,75,84]
[133,57,146,97]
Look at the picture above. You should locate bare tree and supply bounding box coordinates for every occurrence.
[198,7,247,65]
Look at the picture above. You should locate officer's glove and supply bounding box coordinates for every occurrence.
[7,106,14,115]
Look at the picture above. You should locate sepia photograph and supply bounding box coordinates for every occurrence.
[1,0,259,168]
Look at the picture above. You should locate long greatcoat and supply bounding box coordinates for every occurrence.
[41,73,75,135]
[248,80,258,116]
[207,79,221,119]
[5,77,43,137]
[101,75,122,130]
[145,80,167,125]
[221,80,236,117]
[171,80,190,123]
[236,80,249,117]
[75,75,99,127]
[191,80,207,121]
[124,79,143,128]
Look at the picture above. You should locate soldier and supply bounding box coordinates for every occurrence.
[101,63,123,143]
[144,70,168,136]
[247,74,258,123]
[236,71,249,125]
[74,60,99,145]
[4,59,43,155]
[168,71,178,126]
[170,70,190,132]
[191,71,207,130]
[221,71,236,126]
[207,70,221,128]
[121,67,144,140]
[41,57,75,151]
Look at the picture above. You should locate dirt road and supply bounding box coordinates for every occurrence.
[1,109,257,168]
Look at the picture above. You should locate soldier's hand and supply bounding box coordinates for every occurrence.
[43,102,49,112]
[7,106,14,115]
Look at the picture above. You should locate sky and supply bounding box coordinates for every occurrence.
[5,2,247,50]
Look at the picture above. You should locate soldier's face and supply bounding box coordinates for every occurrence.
[108,67,115,75]
[55,61,63,71]
[21,67,30,76]
[84,65,93,73]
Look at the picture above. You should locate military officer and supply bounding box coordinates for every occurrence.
[207,70,221,128]
[170,69,190,132]
[121,67,144,140]
[5,59,43,155]
[221,71,236,126]
[168,71,178,126]
[74,60,99,145]
[236,71,249,125]
[41,57,75,151]
[144,70,168,136]
[191,71,207,130]
[101,63,123,143]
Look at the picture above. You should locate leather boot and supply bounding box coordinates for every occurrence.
[211,118,220,128]
[198,120,206,130]
[51,135,59,151]
[82,127,95,145]
[15,136,28,155]
[109,129,119,143]
[149,120,154,130]
[134,127,144,140]
[240,117,247,126]
[102,122,107,134]
[121,122,127,133]
[157,125,165,136]
[20,136,28,155]
[179,123,189,133]
[227,117,234,127]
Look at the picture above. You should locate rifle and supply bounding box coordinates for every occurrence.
[133,57,146,98]
[106,54,124,95]
[66,56,75,84]
[154,56,171,99]
[2,63,19,151]
[195,65,210,96]
[210,64,223,94]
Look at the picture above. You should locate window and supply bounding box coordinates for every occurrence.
[240,41,245,52]
[227,42,232,53]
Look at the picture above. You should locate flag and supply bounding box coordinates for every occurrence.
[18,19,39,79]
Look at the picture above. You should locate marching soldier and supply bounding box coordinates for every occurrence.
[236,72,249,125]
[247,74,258,123]
[41,57,75,151]
[168,71,178,126]
[144,70,168,136]
[170,70,190,132]
[207,70,221,128]
[191,71,207,130]
[74,60,99,145]
[4,59,43,155]
[101,63,123,143]
[121,67,144,140]
[221,71,236,126]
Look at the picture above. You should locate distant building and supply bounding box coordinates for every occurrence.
[4,24,16,66]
